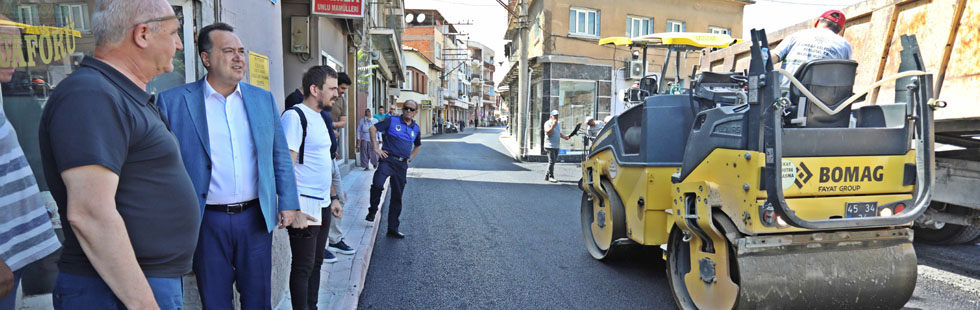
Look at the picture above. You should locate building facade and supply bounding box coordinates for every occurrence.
[500,0,750,160]
[467,41,498,126]
[398,46,439,137]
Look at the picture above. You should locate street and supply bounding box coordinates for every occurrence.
[358,127,980,310]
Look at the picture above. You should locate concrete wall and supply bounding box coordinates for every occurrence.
[224,0,287,106]
[281,2,349,96]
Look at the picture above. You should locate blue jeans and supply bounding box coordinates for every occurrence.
[52,272,182,310]
[0,269,23,310]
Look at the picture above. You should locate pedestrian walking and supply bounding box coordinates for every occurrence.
[544,110,570,183]
[1,81,60,310]
[157,22,309,309]
[38,1,199,309]
[281,65,344,310]
[358,109,380,170]
[366,100,422,239]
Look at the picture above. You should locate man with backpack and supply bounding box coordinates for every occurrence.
[280,65,344,310]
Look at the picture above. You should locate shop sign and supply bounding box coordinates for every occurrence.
[0,21,82,68]
[248,51,270,91]
[421,99,432,108]
[312,0,363,18]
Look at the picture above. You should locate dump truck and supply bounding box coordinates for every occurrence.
[698,0,980,244]
[581,28,935,309]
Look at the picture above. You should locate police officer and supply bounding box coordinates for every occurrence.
[366,100,422,238]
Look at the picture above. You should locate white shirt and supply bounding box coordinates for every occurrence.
[281,103,333,200]
[773,27,852,88]
[203,80,259,205]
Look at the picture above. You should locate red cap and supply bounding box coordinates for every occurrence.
[815,10,846,29]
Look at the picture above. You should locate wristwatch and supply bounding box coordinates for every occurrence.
[330,195,340,201]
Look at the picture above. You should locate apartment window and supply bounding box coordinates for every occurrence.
[17,5,39,25]
[626,16,653,38]
[57,4,90,31]
[569,7,599,37]
[404,70,414,90]
[709,26,730,35]
[435,42,442,59]
[412,68,427,94]
[666,20,686,32]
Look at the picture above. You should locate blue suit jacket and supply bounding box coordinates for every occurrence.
[158,78,299,232]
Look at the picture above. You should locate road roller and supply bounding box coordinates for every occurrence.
[578,29,936,309]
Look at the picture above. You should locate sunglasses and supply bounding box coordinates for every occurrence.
[404,107,417,112]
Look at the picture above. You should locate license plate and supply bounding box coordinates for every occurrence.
[845,202,878,218]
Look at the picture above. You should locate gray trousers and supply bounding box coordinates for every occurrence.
[328,159,345,244]
[545,148,559,178]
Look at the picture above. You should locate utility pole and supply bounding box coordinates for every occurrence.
[517,0,529,158]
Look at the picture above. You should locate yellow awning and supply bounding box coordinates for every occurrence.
[600,32,741,49]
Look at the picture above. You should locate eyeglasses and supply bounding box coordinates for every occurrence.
[404,107,417,112]
[135,14,181,27]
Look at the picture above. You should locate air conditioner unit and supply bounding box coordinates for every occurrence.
[628,60,644,80]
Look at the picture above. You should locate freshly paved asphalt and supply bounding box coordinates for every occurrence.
[357,127,980,310]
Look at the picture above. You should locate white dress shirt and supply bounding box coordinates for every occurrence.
[204,80,259,205]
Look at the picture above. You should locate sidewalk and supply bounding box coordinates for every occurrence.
[276,166,388,310]
[498,130,521,161]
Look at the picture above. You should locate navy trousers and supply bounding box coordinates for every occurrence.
[369,157,408,231]
[194,205,272,310]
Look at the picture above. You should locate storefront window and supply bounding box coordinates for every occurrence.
[1,0,195,197]
[557,80,596,152]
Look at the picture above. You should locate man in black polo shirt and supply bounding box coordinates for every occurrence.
[366,100,422,238]
[38,1,198,309]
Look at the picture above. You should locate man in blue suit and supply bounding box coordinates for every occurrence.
[158,23,312,309]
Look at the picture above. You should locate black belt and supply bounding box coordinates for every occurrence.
[388,155,409,163]
[205,199,259,214]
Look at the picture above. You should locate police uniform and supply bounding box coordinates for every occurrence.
[368,115,421,232]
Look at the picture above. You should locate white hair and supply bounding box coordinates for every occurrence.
[92,0,172,47]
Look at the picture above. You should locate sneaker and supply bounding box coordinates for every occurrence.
[365,211,376,222]
[323,250,338,263]
[548,177,558,183]
[328,240,356,255]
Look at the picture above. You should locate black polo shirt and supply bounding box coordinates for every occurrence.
[39,57,200,277]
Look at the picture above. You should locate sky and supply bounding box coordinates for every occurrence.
[403,0,865,86]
